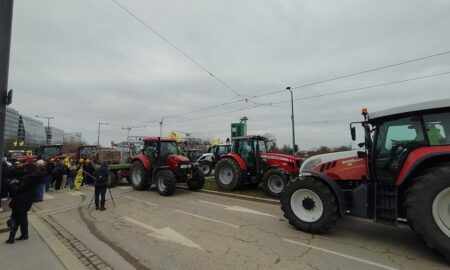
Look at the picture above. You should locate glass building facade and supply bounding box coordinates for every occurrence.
[18,115,47,146]
[4,107,20,144]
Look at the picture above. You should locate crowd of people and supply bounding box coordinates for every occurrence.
[0,157,110,244]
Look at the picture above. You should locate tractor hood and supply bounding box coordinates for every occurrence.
[166,154,191,172]
[300,150,358,173]
[260,152,302,162]
[313,155,368,181]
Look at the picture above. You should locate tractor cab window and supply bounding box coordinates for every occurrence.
[144,142,157,160]
[237,139,255,167]
[217,145,230,155]
[160,142,178,157]
[423,112,450,145]
[41,147,62,160]
[255,140,267,153]
[374,117,426,181]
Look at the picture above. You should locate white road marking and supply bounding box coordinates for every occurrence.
[65,191,85,196]
[122,216,204,251]
[174,210,240,229]
[43,194,55,200]
[283,239,398,270]
[199,200,277,218]
[124,196,157,206]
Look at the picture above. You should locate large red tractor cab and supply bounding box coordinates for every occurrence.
[281,99,450,260]
[214,135,303,197]
[130,137,205,196]
[36,145,64,162]
[77,145,98,162]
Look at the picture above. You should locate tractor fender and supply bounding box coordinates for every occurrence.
[131,155,152,170]
[308,171,346,216]
[220,153,247,170]
[396,146,450,186]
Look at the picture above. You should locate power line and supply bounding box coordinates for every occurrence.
[111,0,240,96]
[245,50,450,100]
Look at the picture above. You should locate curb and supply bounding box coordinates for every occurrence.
[29,214,88,270]
[177,185,280,205]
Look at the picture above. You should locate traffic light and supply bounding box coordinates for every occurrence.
[294,144,299,152]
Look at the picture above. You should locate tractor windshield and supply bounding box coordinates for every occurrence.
[160,142,178,157]
[42,146,62,160]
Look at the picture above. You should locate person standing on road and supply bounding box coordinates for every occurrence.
[1,158,12,212]
[68,161,77,191]
[34,160,46,202]
[52,160,65,191]
[46,159,55,190]
[6,163,41,244]
[11,161,24,180]
[83,159,95,185]
[93,162,109,211]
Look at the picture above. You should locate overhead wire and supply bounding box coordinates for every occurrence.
[111,0,240,96]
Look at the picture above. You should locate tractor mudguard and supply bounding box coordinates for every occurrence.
[396,146,450,185]
[220,153,247,170]
[132,155,152,169]
[309,171,347,216]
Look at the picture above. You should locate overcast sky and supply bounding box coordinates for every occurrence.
[8,0,450,149]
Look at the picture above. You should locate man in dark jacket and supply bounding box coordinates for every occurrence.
[52,160,65,191]
[83,159,95,185]
[93,162,109,211]
[6,163,41,244]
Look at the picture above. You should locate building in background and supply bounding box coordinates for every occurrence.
[18,115,46,147]
[48,126,65,144]
[4,107,20,145]
[63,132,82,145]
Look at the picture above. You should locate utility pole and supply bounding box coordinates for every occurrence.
[0,0,14,203]
[35,115,53,144]
[286,86,296,156]
[159,116,165,138]
[97,122,109,148]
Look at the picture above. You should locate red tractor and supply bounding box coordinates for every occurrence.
[130,137,205,196]
[214,135,303,197]
[281,99,450,259]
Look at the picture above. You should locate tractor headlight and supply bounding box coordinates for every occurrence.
[180,164,192,169]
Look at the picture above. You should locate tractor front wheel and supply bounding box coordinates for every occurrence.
[281,177,339,233]
[156,170,176,196]
[263,168,288,198]
[187,168,205,190]
[405,163,450,260]
[130,161,149,190]
[198,161,212,176]
[214,158,243,191]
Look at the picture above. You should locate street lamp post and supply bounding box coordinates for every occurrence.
[35,115,54,144]
[286,87,296,156]
[97,122,110,148]
[159,116,165,138]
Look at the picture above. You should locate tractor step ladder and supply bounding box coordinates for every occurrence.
[374,182,398,225]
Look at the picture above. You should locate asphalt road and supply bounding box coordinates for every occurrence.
[31,185,449,270]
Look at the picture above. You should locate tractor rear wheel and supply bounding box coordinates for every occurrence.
[281,177,339,233]
[187,168,205,190]
[199,161,212,176]
[107,171,117,188]
[156,170,176,196]
[214,158,243,191]
[130,161,150,190]
[263,168,288,198]
[404,163,450,260]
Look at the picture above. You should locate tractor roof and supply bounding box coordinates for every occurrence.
[143,137,177,142]
[369,98,450,121]
[232,135,267,141]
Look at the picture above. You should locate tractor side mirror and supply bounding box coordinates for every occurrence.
[351,126,356,141]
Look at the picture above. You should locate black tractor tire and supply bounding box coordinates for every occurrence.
[214,158,243,191]
[281,177,339,234]
[130,161,150,191]
[198,161,213,176]
[187,168,205,190]
[263,167,288,198]
[107,171,117,188]
[404,163,450,260]
[156,170,176,196]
